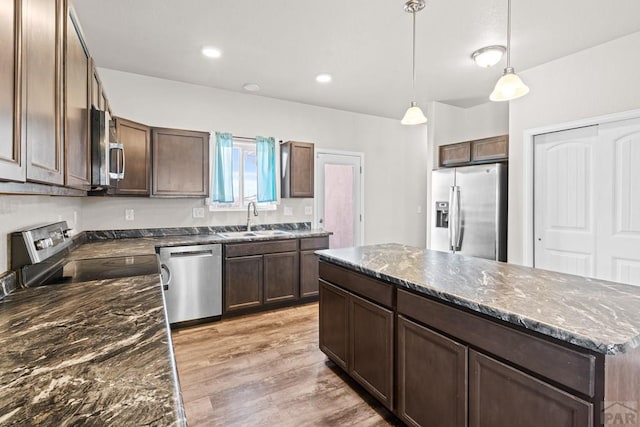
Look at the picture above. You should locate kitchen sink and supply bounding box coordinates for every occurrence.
[217,230,292,239]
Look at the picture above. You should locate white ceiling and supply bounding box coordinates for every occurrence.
[72,0,640,119]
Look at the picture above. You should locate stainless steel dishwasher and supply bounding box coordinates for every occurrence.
[159,244,222,324]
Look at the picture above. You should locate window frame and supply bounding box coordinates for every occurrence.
[208,139,280,211]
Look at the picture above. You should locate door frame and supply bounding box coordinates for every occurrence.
[314,148,365,246]
[522,107,640,267]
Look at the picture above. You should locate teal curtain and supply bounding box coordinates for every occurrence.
[256,136,276,202]
[212,132,234,203]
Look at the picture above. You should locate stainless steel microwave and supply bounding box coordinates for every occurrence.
[90,107,124,191]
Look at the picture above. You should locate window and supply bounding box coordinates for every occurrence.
[210,140,278,210]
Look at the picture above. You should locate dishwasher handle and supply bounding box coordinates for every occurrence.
[160,263,171,290]
[169,250,214,258]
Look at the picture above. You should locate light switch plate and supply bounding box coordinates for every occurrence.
[283,206,293,216]
[125,209,135,221]
[193,207,205,218]
[304,206,313,215]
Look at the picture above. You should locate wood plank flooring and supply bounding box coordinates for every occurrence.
[171,303,402,426]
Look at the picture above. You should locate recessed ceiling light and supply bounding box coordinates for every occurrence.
[201,46,222,59]
[243,83,260,92]
[471,45,506,68]
[316,73,332,83]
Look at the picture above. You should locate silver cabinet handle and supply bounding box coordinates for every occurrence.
[161,263,171,290]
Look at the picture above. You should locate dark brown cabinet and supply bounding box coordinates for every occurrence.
[264,251,299,303]
[113,117,151,196]
[64,9,91,190]
[318,264,394,411]
[224,239,299,313]
[152,127,209,197]
[281,141,314,198]
[224,255,263,312]
[299,236,329,297]
[23,0,64,185]
[469,351,592,427]
[0,0,24,182]
[439,135,508,168]
[397,315,468,427]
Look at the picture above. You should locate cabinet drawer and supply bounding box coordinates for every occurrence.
[225,239,298,257]
[319,262,393,308]
[300,236,329,250]
[397,289,597,397]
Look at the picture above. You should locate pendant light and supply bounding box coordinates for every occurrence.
[401,0,427,125]
[490,0,529,102]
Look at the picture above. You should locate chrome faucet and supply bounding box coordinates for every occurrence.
[246,201,258,231]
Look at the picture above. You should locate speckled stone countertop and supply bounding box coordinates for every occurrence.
[69,229,331,259]
[0,274,185,425]
[317,243,640,355]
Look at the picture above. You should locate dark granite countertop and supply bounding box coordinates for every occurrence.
[0,274,186,425]
[69,229,330,259]
[317,243,640,355]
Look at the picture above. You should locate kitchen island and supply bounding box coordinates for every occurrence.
[317,243,640,427]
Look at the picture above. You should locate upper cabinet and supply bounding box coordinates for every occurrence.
[438,135,509,168]
[63,7,91,190]
[22,0,64,185]
[113,117,151,196]
[0,0,24,182]
[281,141,314,198]
[151,127,210,197]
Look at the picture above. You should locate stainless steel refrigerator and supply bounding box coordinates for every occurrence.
[430,163,508,261]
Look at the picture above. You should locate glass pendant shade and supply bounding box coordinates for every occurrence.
[489,67,529,102]
[401,101,427,125]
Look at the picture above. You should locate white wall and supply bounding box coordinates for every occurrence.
[425,101,509,246]
[508,31,640,265]
[0,195,83,272]
[94,69,428,248]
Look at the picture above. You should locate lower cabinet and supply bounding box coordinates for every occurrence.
[469,351,592,427]
[397,315,467,427]
[319,279,394,410]
[224,255,262,311]
[299,236,329,297]
[263,251,298,303]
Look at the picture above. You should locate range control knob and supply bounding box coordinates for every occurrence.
[34,238,53,250]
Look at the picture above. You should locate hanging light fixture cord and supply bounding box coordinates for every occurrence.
[506,0,511,68]
[411,10,416,92]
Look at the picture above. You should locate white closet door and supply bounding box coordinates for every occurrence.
[534,126,597,277]
[596,117,640,286]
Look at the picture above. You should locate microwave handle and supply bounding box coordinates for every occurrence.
[108,143,125,180]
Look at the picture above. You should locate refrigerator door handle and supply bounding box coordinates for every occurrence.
[454,186,462,251]
[449,186,456,251]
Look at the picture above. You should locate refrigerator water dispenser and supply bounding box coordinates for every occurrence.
[435,201,449,228]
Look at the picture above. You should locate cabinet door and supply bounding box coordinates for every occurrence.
[319,280,349,370]
[469,350,593,427]
[439,142,470,167]
[290,142,314,197]
[264,251,298,303]
[224,256,262,312]
[350,293,394,410]
[300,250,320,297]
[471,135,508,162]
[397,315,468,427]
[0,0,24,182]
[64,10,90,189]
[23,0,64,185]
[152,127,209,197]
[113,117,150,195]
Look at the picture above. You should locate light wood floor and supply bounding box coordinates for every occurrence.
[171,303,402,426]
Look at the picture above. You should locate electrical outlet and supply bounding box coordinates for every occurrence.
[193,207,205,218]
[283,206,293,216]
[125,209,135,221]
[304,206,313,215]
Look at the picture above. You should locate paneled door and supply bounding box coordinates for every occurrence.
[534,119,640,286]
[534,126,597,277]
[596,118,640,285]
[316,151,363,248]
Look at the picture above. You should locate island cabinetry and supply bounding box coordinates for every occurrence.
[397,315,467,427]
[0,0,24,182]
[319,262,394,410]
[299,236,329,297]
[224,239,298,313]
